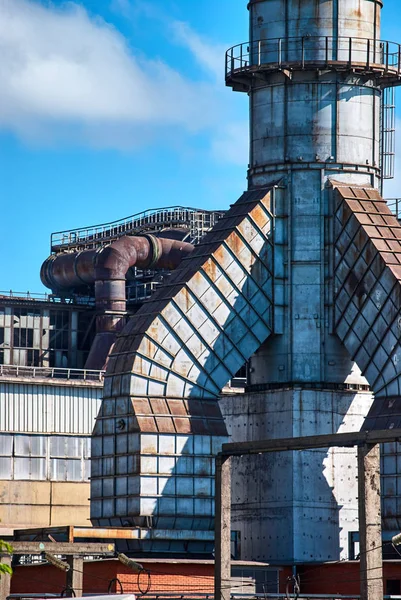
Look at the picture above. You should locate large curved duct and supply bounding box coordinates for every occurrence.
[333,183,401,429]
[90,187,275,544]
[41,235,194,370]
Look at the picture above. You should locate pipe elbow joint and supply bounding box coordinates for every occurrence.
[94,244,133,281]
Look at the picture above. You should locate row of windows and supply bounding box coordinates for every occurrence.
[0,326,70,349]
[0,434,90,457]
[0,456,90,482]
[0,306,96,367]
[0,435,91,482]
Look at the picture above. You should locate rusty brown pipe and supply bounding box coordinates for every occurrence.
[40,235,194,369]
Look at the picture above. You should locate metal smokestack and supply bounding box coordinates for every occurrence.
[226,0,386,383]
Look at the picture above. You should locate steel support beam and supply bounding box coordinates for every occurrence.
[221,427,401,456]
[214,455,231,600]
[358,444,383,600]
[215,431,398,598]
[9,542,114,555]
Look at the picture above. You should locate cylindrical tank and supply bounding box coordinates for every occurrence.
[249,0,382,41]
[246,0,383,188]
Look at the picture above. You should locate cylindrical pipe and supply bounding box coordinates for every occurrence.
[41,235,194,291]
[40,235,194,369]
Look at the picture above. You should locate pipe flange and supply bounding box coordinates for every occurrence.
[142,234,161,269]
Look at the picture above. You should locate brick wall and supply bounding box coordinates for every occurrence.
[11,558,401,597]
[11,559,215,596]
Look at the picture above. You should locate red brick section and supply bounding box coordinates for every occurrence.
[11,563,66,595]
[298,562,401,595]
[10,559,401,596]
[11,560,215,596]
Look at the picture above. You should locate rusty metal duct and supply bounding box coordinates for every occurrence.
[41,235,194,369]
[90,188,274,549]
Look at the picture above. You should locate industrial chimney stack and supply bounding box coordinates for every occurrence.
[221,0,401,562]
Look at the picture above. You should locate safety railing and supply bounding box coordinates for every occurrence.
[0,364,104,381]
[127,280,163,303]
[386,198,401,219]
[226,36,401,80]
[0,290,56,302]
[51,207,225,252]
[0,290,96,306]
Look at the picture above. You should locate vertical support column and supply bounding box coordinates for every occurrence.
[214,454,231,600]
[0,555,12,600]
[66,555,84,597]
[358,443,383,600]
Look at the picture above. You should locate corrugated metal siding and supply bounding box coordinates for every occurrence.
[0,382,102,434]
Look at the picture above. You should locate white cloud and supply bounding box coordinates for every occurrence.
[212,121,249,166]
[0,0,225,148]
[171,21,227,81]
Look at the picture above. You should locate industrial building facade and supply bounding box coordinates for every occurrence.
[3,1,401,595]
[0,207,227,536]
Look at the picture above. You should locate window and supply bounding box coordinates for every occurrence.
[0,435,91,482]
[49,311,70,352]
[49,436,89,482]
[13,327,34,348]
[27,349,40,366]
[15,308,41,318]
[14,435,47,481]
[231,568,279,595]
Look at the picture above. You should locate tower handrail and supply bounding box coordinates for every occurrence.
[226,35,401,80]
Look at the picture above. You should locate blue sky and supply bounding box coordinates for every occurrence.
[0,0,400,292]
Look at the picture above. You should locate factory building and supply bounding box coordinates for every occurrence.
[4,0,401,596]
[0,207,225,537]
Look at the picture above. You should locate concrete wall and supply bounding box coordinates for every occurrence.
[0,481,90,532]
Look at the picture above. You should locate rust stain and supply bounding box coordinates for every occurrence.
[226,232,245,255]
[203,258,219,282]
[180,287,193,313]
[213,245,227,265]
